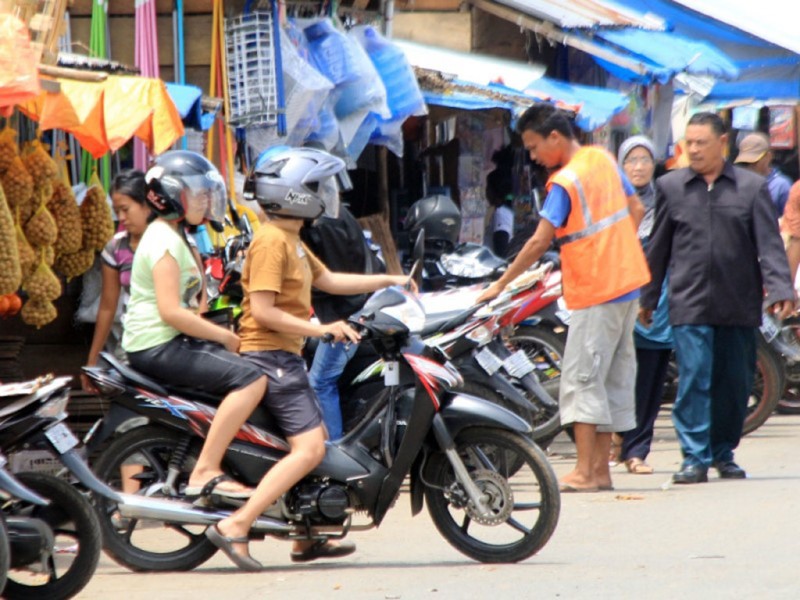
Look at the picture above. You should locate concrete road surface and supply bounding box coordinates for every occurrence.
[78,411,800,599]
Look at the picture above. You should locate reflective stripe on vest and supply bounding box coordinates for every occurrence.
[557,206,631,245]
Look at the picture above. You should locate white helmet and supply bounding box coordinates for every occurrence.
[243,146,345,219]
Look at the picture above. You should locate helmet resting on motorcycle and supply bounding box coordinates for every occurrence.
[144,150,227,231]
[243,145,345,220]
[404,194,462,251]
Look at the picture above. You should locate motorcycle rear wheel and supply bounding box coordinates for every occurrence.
[424,428,560,563]
[92,426,218,572]
[3,472,101,600]
[507,326,565,447]
[742,341,784,435]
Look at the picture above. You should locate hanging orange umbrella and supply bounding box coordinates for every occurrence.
[19,75,184,158]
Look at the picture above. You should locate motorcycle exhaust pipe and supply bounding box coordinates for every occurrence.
[116,493,293,534]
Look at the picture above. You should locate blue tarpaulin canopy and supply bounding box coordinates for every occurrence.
[610,0,800,101]
[421,77,629,131]
[587,28,739,84]
[165,83,216,131]
[519,78,631,131]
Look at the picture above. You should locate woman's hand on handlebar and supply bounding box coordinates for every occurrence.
[320,320,361,344]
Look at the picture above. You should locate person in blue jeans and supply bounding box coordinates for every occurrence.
[301,205,385,439]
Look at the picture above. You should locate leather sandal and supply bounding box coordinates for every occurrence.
[206,524,263,572]
[625,457,654,475]
[290,539,356,563]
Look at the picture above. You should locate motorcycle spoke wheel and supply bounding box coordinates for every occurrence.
[743,341,783,435]
[92,427,218,572]
[3,472,101,600]
[425,428,560,563]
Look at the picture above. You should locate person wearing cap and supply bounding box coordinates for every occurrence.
[616,135,672,476]
[640,113,794,485]
[734,132,792,218]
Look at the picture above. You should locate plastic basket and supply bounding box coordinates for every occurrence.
[225,11,279,127]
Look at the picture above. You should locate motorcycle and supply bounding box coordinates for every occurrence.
[82,284,561,572]
[334,264,562,445]
[0,376,102,600]
[759,312,800,416]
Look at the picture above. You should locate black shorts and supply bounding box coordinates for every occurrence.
[127,336,264,398]
[242,350,323,437]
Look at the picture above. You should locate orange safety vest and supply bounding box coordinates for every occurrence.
[548,146,651,310]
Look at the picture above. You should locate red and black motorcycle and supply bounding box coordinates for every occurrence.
[84,285,561,572]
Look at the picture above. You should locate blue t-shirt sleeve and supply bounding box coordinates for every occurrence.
[539,184,571,228]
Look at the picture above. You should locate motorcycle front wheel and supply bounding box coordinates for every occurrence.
[92,426,218,572]
[2,472,101,600]
[424,428,560,563]
[743,341,784,434]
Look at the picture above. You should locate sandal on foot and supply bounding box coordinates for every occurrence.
[206,524,262,572]
[185,474,253,499]
[625,458,654,475]
[290,539,356,563]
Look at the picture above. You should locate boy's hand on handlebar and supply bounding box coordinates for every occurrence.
[477,281,504,304]
[321,321,361,344]
[219,330,241,353]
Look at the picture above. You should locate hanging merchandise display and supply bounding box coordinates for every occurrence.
[19,76,185,159]
[351,25,427,157]
[0,14,41,114]
[209,0,262,243]
[134,0,161,169]
[302,18,389,160]
[246,24,334,152]
[82,0,111,188]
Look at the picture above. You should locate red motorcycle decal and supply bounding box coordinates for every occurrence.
[403,354,463,409]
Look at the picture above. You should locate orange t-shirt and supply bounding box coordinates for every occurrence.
[238,222,326,355]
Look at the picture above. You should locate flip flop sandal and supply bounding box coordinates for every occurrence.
[206,524,263,572]
[290,539,356,563]
[185,474,253,499]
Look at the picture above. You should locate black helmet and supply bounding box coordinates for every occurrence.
[404,194,461,250]
[144,151,227,230]
[243,146,345,220]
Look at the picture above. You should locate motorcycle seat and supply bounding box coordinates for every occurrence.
[99,352,222,405]
[421,310,468,336]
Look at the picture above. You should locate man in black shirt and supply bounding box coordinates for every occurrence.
[640,112,794,484]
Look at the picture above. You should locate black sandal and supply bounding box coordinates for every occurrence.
[206,524,262,572]
[290,539,356,563]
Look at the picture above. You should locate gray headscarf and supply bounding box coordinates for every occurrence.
[618,135,656,240]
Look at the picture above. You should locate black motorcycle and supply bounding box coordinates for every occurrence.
[83,285,561,572]
[0,376,102,600]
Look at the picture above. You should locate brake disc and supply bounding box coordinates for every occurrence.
[463,469,513,526]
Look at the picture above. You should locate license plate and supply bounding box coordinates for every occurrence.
[44,423,79,454]
[760,314,779,341]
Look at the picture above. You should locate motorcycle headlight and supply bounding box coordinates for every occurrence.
[440,254,495,278]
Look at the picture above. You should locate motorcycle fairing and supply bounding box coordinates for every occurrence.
[438,393,532,436]
[403,354,463,409]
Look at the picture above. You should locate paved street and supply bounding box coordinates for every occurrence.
[78,410,800,599]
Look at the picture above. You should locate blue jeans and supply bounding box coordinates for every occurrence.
[672,325,756,469]
[308,341,358,440]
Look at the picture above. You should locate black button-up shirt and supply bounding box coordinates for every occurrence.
[641,162,794,327]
